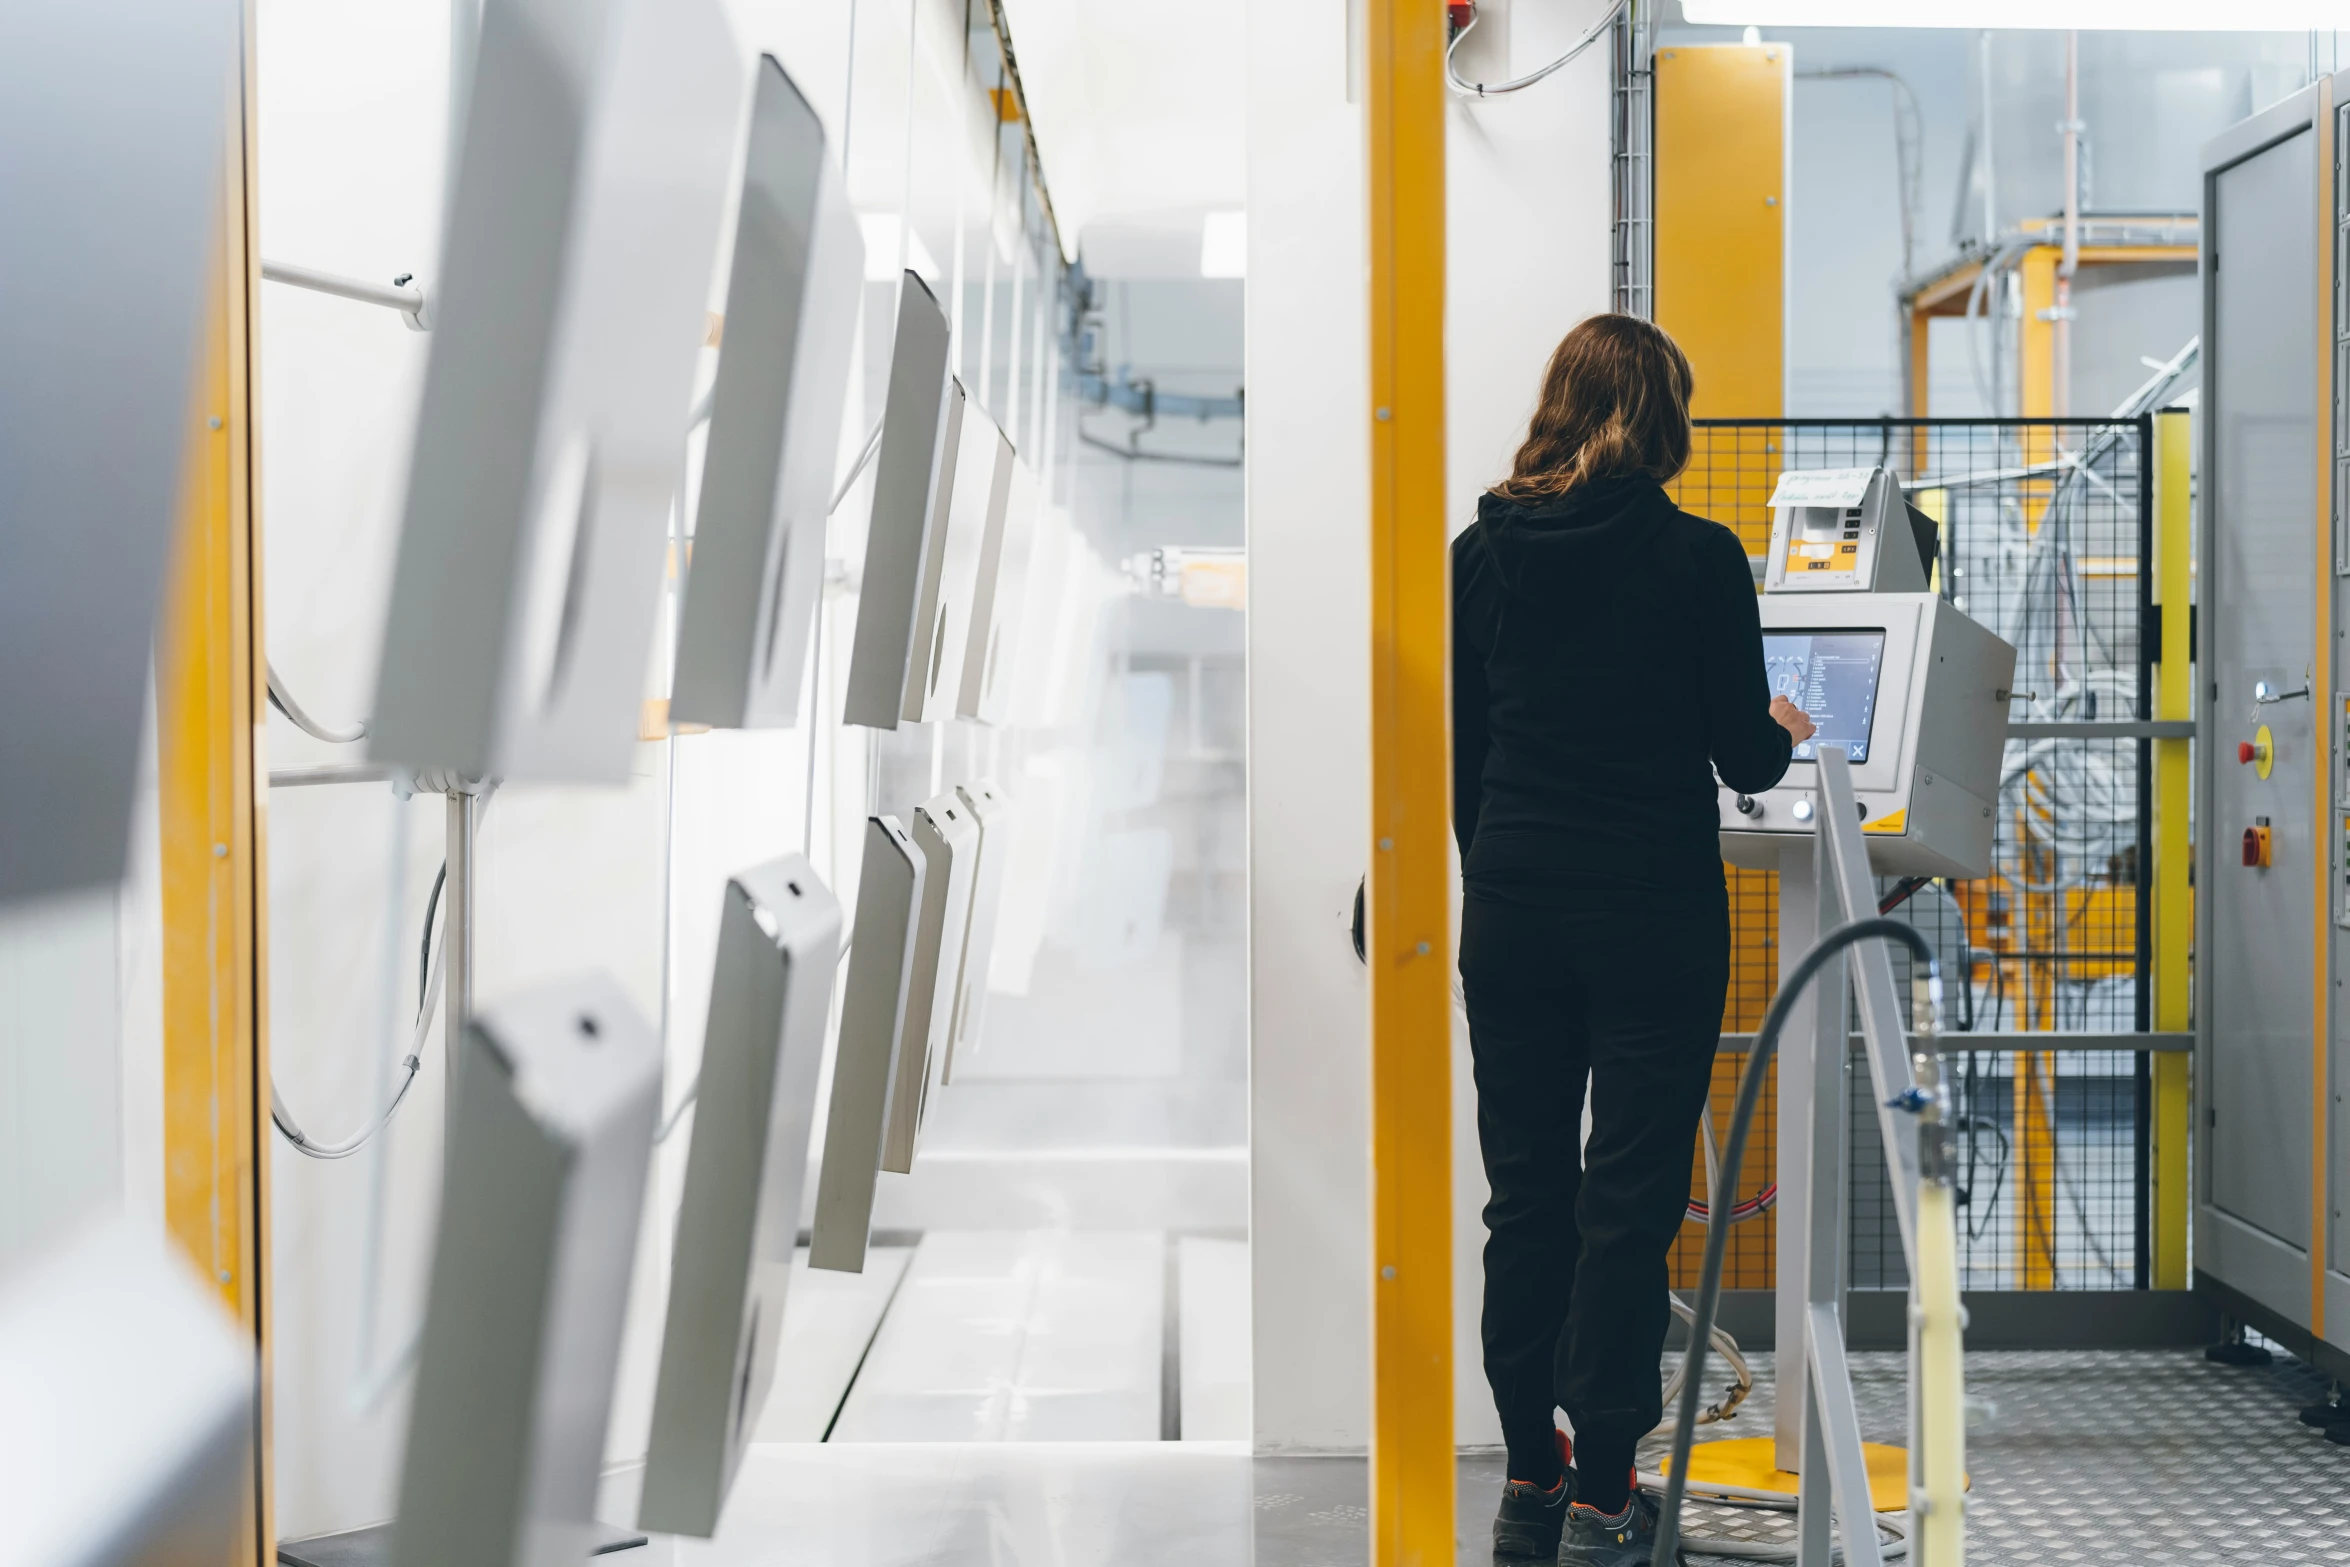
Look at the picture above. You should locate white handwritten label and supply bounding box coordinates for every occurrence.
[1768,467,1877,509]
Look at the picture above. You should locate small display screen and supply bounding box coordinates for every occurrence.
[1763,630,1887,764]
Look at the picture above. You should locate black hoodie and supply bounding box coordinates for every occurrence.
[1452,475,1793,890]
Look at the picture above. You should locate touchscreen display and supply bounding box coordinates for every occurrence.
[1762,630,1886,764]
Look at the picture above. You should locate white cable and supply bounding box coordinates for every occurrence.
[1658,1291,1754,1427]
[272,923,442,1160]
[267,660,367,744]
[1445,2,1625,99]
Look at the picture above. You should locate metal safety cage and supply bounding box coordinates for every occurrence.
[1670,416,2167,1296]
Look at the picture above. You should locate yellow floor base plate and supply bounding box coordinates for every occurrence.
[1660,1437,1912,1514]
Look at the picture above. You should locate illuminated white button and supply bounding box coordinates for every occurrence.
[1791,798,1815,823]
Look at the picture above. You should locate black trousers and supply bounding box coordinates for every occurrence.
[1458,873,1728,1488]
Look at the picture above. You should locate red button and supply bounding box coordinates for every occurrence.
[2239,741,2258,765]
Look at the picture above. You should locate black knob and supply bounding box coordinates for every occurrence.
[1735,794,1760,817]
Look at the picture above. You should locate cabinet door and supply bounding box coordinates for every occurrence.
[2208,124,2319,1253]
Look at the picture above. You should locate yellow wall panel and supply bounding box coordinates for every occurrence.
[1655,43,1786,421]
[1656,44,1788,1292]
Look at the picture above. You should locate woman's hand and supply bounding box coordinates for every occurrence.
[1770,695,1817,745]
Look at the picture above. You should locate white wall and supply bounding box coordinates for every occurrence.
[1441,0,1615,1450]
[1245,0,1371,1455]
[1245,0,1614,1454]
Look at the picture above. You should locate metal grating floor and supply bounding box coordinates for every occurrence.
[1619,1346,2350,1565]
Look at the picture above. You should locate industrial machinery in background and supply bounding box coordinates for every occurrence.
[2192,76,2350,1391]
[1651,468,2014,1562]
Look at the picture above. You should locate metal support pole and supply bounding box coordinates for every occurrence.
[1772,752,1938,1565]
[444,787,475,1090]
[1772,840,1840,1478]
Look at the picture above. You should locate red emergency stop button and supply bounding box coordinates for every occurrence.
[2239,741,2258,764]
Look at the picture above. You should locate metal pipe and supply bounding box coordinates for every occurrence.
[260,258,427,325]
[2055,29,2080,418]
[444,788,475,1091]
[1978,30,1996,246]
[268,763,396,789]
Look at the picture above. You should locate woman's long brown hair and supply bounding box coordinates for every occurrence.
[1490,314,1695,503]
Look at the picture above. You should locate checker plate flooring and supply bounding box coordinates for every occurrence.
[1617,1346,2350,1564]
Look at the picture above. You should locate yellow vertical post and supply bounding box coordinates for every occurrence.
[2312,77,2336,1338]
[1907,305,1931,419]
[2149,409,2193,1289]
[1365,1,1451,1563]
[156,5,270,1557]
[1655,41,1788,1292]
[2011,242,2061,1288]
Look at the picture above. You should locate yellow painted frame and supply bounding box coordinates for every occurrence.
[1903,241,2197,418]
[155,5,271,1557]
[1366,1,1452,1562]
[2150,409,2193,1289]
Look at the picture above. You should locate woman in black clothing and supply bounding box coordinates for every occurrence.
[1454,315,1814,1565]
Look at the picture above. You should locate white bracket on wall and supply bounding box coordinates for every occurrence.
[260,256,431,331]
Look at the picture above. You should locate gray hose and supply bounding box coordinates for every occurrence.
[1652,917,1938,1567]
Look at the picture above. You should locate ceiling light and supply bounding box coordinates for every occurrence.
[1683,1,2350,25]
[1200,210,1246,280]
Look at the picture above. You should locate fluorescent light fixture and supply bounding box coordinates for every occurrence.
[1685,0,2350,23]
[857,212,944,284]
[1199,210,1246,278]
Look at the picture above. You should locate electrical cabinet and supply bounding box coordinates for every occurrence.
[2196,78,2350,1355]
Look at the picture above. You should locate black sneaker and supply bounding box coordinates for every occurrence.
[1491,1473,1571,1558]
[1560,1490,1681,1567]
[2300,1398,2345,1428]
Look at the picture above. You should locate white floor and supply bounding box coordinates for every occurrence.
[748,1228,1252,1446]
[751,1246,911,1442]
[829,1230,1167,1443]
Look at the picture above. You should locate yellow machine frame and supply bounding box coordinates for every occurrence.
[156,5,272,1559]
[1366,3,1454,1564]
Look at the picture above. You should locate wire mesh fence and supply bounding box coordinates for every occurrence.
[1666,418,2158,1294]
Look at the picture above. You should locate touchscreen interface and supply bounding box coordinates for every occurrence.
[1762,629,1886,764]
